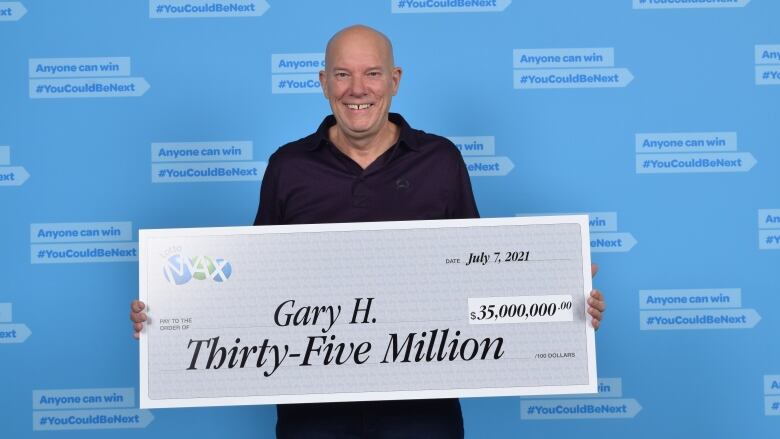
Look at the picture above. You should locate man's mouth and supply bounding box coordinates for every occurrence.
[345,103,373,110]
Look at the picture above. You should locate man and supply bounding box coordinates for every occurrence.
[131,25,606,438]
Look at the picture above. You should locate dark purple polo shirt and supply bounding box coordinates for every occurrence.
[253,113,479,438]
[254,113,479,226]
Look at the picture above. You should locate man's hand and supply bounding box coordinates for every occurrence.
[130,300,147,340]
[588,263,606,330]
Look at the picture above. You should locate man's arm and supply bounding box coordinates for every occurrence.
[254,150,283,226]
[447,144,480,219]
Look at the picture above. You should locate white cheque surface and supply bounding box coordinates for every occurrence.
[139,216,596,408]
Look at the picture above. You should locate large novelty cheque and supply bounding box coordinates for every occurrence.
[139,216,597,408]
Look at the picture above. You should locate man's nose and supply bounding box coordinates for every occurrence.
[350,75,366,95]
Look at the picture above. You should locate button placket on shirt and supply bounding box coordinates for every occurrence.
[352,173,370,208]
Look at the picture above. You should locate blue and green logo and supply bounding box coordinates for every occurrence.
[163,254,232,285]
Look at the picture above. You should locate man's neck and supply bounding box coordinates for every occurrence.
[328,119,400,170]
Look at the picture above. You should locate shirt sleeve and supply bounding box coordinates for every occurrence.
[448,148,480,220]
[253,151,284,226]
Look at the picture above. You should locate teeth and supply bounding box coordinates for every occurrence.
[346,104,372,110]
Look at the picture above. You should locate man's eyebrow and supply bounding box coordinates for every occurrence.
[329,65,385,72]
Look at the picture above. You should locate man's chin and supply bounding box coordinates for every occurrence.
[334,125,380,141]
[339,121,378,135]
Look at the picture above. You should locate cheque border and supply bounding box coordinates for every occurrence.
[139,215,596,409]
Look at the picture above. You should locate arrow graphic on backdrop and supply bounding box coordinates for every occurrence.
[32,409,154,431]
[29,78,150,99]
[0,166,30,186]
[640,309,762,330]
[392,0,511,13]
[520,398,642,420]
[636,152,757,174]
[514,68,634,89]
[149,0,270,18]
[633,0,750,9]
[0,2,26,21]
[463,156,514,176]
[590,232,637,253]
[0,323,32,343]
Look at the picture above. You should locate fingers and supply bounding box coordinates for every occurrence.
[588,264,603,330]
[130,300,147,323]
[129,310,147,323]
[588,289,605,331]
[130,300,147,339]
[587,305,602,331]
[589,311,601,330]
[131,300,145,313]
[130,314,146,339]
[587,307,602,321]
[588,289,606,312]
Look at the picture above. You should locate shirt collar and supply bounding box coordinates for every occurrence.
[308,112,420,151]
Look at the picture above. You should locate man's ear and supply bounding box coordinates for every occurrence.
[319,70,329,99]
[391,67,402,95]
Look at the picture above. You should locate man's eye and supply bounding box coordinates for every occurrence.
[367,72,381,77]
[335,72,349,78]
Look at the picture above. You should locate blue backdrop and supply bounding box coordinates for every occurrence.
[1,0,779,437]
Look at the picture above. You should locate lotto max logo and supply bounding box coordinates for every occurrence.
[163,254,232,285]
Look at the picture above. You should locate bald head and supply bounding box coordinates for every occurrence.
[318,25,402,149]
[325,25,395,70]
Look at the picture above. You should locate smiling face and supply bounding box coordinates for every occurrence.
[320,26,402,145]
